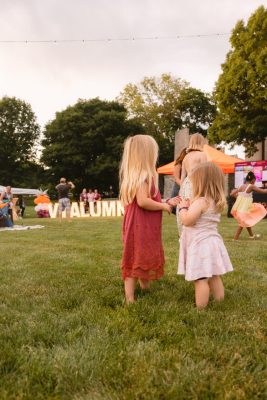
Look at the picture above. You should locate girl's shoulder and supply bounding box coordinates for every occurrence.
[192,197,209,211]
[239,183,251,192]
[197,197,217,213]
[184,150,206,162]
[245,183,255,193]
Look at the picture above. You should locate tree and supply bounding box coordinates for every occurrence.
[118,74,215,163]
[209,6,267,157]
[0,96,41,186]
[41,98,143,193]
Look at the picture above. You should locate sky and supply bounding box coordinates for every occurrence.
[1,0,267,156]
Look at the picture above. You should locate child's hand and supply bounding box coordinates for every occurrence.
[178,198,190,209]
[168,196,181,206]
[162,203,172,214]
[230,189,238,198]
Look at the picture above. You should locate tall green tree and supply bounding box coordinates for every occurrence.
[118,74,215,163]
[0,96,41,186]
[209,6,267,157]
[41,98,143,193]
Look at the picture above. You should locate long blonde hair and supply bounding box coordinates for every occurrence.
[190,162,226,212]
[187,133,206,152]
[174,147,187,166]
[119,135,159,205]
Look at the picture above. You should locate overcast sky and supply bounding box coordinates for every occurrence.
[1,0,266,143]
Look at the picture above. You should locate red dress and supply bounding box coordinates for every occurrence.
[121,185,165,280]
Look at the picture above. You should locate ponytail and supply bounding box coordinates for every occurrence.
[245,171,256,183]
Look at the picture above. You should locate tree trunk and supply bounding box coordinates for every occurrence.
[262,139,266,160]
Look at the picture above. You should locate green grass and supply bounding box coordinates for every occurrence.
[0,212,266,400]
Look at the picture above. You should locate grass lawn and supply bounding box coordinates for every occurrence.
[0,210,266,400]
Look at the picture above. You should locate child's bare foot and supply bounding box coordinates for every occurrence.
[139,279,150,290]
[125,296,135,305]
[249,234,261,240]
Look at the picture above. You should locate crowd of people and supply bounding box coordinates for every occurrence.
[55,180,115,221]
[79,188,102,205]
[54,180,116,221]
[0,182,115,226]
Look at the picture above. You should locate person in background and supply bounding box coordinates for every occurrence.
[230,171,267,240]
[80,188,88,210]
[55,178,75,222]
[18,195,26,218]
[179,133,207,201]
[177,133,207,234]
[173,148,188,189]
[0,186,13,227]
[171,148,187,214]
[87,189,95,203]
[93,189,101,204]
[109,186,115,198]
[80,188,87,202]
[0,208,7,227]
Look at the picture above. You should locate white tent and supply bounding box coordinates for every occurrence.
[0,185,40,196]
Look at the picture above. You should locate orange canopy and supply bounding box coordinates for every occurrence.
[157,144,243,175]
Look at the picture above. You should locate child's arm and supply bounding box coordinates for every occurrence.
[250,185,267,194]
[136,183,171,213]
[68,181,75,189]
[167,196,180,207]
[178,198,207,226]
[230,188,239,197]
[173,164,182,185]
[230,184,247,197]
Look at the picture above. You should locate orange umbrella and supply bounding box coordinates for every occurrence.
[157,144,244,175]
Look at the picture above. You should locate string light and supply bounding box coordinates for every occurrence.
[0,32,230,44]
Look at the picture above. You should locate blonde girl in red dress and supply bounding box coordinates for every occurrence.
[120,135,178,304]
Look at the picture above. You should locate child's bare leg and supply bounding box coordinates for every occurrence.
[246,227,254,237]
[194,279,210,309]
[58,209,62,222]
[209,276,224,301]
[139,279,150,290]
[66,209,71,222]
[124,277,137,304]
[234,226,243,240]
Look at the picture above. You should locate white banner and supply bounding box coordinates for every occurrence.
[48,201,124,218]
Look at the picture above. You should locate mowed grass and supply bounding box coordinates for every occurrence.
[0,211,266,400]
